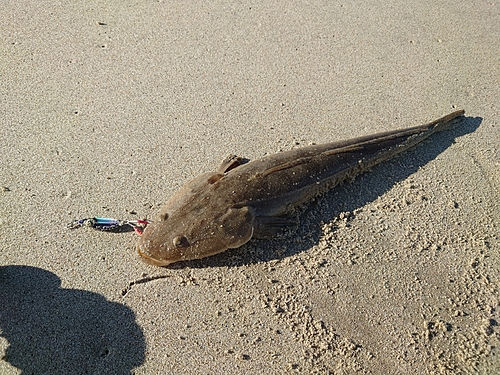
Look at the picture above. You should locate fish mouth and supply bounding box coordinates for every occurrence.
[136,241,173,267]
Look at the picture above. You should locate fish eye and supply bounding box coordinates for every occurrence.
[160,212,169,221]
[173,236,189,248]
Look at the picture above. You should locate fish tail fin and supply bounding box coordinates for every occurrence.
[414,109,465,134]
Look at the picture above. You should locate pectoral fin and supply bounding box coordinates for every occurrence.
[218,206,256,248]
[253,216,298,238]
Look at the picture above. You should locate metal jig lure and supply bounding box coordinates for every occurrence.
[67,217,152,235]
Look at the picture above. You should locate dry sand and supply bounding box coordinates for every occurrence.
[1,1,499,374]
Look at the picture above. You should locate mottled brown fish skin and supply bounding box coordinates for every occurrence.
[138,110,465,266]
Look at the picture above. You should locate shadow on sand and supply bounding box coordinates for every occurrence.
[0,265,145,375]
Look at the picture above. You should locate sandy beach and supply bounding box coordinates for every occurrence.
[1,0,499,373]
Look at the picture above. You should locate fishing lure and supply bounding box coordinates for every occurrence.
[67,217,152,235]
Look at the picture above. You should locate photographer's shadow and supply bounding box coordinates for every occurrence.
[0,265,145,374]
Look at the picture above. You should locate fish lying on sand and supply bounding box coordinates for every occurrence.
[138,110,465,266]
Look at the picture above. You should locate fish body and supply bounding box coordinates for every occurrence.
[138,110,465,266]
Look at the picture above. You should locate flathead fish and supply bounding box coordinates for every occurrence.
[138,110,465,266]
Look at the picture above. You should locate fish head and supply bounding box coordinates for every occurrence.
[137,172,255,266]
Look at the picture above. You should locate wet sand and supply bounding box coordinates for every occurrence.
[1,1,499,374]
